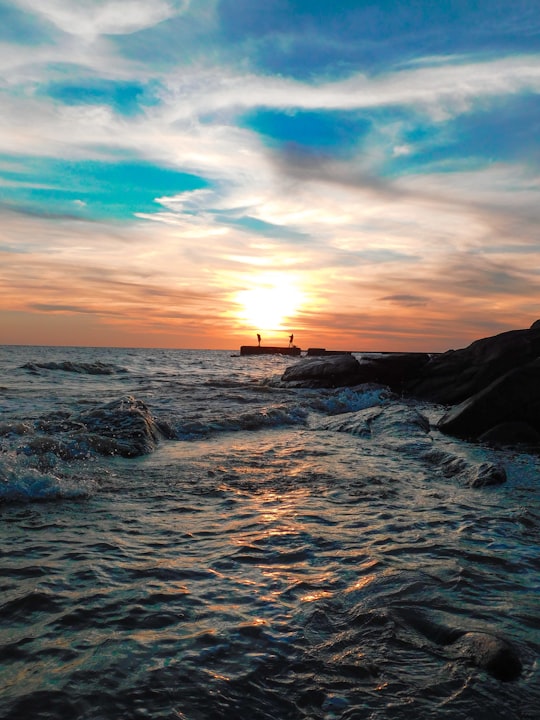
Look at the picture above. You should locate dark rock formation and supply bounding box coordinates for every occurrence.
[281,354,363,388]
[422,449,506,487]
[447,631,522,681]
[392,609,522,681]
[281,352,430,390]
[478,421,540,447]
[287,322,540,449]
[406,322,540,405]
[358,353,431,389]
[75,396,163,456]
[18,396,166,460]
[437,357,540,442]
[392,320,540,448]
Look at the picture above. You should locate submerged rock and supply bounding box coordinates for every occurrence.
[0,421,34,437]
[422,449,507,487]
[316,403,430,441]
[448,631,522,681]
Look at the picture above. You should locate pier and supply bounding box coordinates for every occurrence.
[240,345,302,356]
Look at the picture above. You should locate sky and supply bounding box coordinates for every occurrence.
[1,0,540,351]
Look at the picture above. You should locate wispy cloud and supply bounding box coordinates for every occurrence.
[1,1,539,348]
[12,0,181,38]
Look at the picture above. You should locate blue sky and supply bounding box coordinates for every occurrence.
[1,0,540,349]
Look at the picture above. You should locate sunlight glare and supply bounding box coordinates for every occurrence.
[235,274,304,331]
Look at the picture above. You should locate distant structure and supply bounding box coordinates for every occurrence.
[241,331,301,356]
[241,345,301,356]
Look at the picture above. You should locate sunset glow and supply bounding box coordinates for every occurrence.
[235,274,305,334]
[1,2,539,350]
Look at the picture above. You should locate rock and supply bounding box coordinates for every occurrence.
[317,403,430,440]
[356,353,431,390]
[0,422,34,436]
[478,421,540,448]
[19,396,165,460]
[422,449,506,487]
[281,352,430,390]
[448,631,522,681]
[75,396,162,457]
[462,461,507,488]
[281,354,363,388]
[391,608,522,681]
[437,358,540,441]
[406,325,540,404]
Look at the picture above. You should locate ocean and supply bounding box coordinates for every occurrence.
[1,345,538,719]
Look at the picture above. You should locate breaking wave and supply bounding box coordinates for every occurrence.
[21,361,128,375]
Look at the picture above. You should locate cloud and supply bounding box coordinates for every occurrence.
[13,0,181,38]
[380,294,429,307]
[154,55,540,123]
[2,2,540,349]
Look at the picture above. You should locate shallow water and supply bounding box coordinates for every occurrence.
[1,346,539,719]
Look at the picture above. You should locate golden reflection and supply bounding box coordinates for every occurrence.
[346,574,376,593]
[300,589,333,603]
[246,487,309,531]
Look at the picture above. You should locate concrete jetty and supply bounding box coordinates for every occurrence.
[240,345,302,356]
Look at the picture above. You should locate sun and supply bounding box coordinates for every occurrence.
[235,274,304,332]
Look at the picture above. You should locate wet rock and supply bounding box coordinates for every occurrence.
[317,403,430,439]
[281,354,363,388]
[355,352,431,390]
[416,324,540,402]
[406,323,540,405]
[478,421,540,448]
[448,631,522,681]
[422,449,506,487]
[437,358,540,442]
[0,422,34,437]
[315,403,434,458]
[18,396,165,460]
[18,436,63,457]
[463,461,507,487]
[281,352,430,389]
[75,396,162,457]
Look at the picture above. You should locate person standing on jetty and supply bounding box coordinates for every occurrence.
[289,334,294,347]
[257,333,261,347]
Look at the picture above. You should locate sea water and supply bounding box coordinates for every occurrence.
[0,345,538,719]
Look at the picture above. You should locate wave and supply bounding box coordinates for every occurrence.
[21,361,128,375]
[306,384,393,415]
[172,404,309,439]
[0,458,96,502]
[314,403,507,488]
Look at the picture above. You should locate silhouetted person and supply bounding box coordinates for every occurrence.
[257,333,261,347]
[289,334,294,347]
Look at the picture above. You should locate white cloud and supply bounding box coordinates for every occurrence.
[13,0,181,38]
[156,56,540,122]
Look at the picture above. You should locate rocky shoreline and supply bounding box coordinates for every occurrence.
[281,321,540,451]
